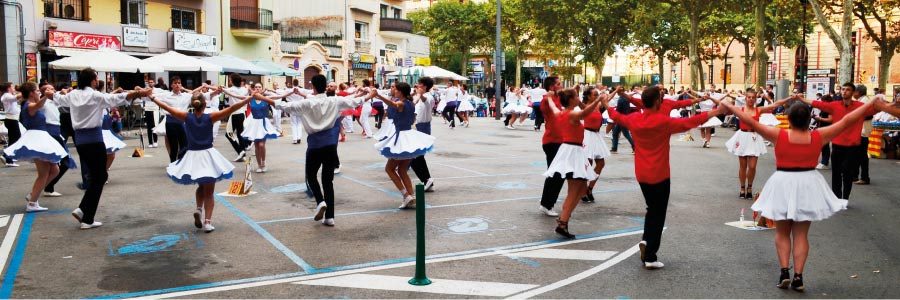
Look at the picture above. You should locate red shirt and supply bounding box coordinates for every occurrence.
[774,129,822,169]
[609,109,710,184]
[557,110,585,144]
[812,100,876,146]
[628,95,693,113]
[540,94,563,145]
[739,107,760,131]
[584,111,603,131]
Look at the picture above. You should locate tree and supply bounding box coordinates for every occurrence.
[661,0,738,90]
[810,0,855,85]
[491,0,537,87]
[853,0,900,91]
[703,7,754,88]
[631,2,690,86]
[408,1,493,76]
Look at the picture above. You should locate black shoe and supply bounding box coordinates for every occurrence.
[777,268,791,289]
[739,186,746,199]
[581,196,590,203]
[555,219,575,239]
[586,193,595,202]
[790,273,804,292]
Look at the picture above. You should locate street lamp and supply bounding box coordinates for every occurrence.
[723,25,744,89]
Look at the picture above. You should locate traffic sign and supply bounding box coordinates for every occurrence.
[539,71,548,80]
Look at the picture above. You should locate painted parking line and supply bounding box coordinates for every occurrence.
[0,215,9,228]
[431,162,489,175]
[370,172,539,185]
[336,174,403,198]
[507,249,618,261]
[0,214,23,277]
[506,244,641,299]
[0,214,33,299]
[296,274,538,297]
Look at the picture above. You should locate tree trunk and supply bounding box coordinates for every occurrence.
[878,50,893,91]
[743,41,752,89]
[594,60,605,85]
[754,0,769,87]
[688,14,701,90]
[515,50,522,87]
[460,51,469,77]
[810,0,854,85]
[658,53,666,88]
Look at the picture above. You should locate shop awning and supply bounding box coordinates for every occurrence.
[386,66,468,81]
[49,47,158,58]
[143,51,222,72]
[49,48,163,73]
[250,59,301,76]
[201,55,269,75]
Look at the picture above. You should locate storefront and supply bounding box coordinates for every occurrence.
[350,53,376,85]
[40,30,124,86]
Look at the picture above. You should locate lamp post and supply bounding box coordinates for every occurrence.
[723,26,744,90]
[493,0,503,120]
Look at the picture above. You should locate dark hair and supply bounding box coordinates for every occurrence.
[229,73,243,87]
[0,82,11,93]
[395,82,412,100]
[786,101,812,129]
[362,79,371,87]
[821,94,833,102]
[205,80,212,85]
[311,75,327,93]
[97,80,105,92]
[842,82,855,92]
[170,76,181,85]
[543,76,558,90]
[558,88,578,107]
[855,84,867,96]
[418,76,434,90]
[17,82,37,99]
[641,86,662,109]
[582,86,596,103]
[77,68,97,89]
[292,79,299,87]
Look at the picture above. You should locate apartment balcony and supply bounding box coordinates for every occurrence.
[379,18,413,39]
[230,6,273,39]
[355,39,371,53]
[281,34,344,58]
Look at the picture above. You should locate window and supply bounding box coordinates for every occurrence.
[171,7,197,32]
[355,22,368,40]
[44,0,88,21]
[121,0,146,26]
[767,62,776,80]
[392,7,401,19]
[380,4,388,18]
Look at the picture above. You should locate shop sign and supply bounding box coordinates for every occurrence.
[48,30,121,50]
[352,63,373,70]
[25,53,37,83]
[173,32,218,53]
[351,53,361,64]
[413,57,431,66]
[122,27,149,47]
[359,54,376,64]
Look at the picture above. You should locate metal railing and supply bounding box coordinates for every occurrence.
[379,17,412,33]
[230,6,273,31]
[43,0,87,21]
[281,34,343,57]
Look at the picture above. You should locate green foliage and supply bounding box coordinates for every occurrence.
[631,2,690,64]
[408,0,493,75]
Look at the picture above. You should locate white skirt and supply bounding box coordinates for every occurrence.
[457,100,476,112]
[436,100,447,112]
[700,116,723,128]
[583,130,611,160]
[669,109,683,118]
[752,170,847,222]
[153,116,167,136]
[103,130,126,154]
[543,143,597,181]
[241,117,278,142]
[725,130,768,157]
[602,110,613,123]
[759,113,781,126]
[2,129,67,163]
[374,129,435,160]
[375,118,395,141]
[167,148,235,185]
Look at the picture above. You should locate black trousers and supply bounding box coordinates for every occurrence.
[60,112,74,143]
[165,122,187,163]
[503,114,513,126]
[228,114,251,154]
[611,124,634,151]
[857,137,870,182]
[639,179,670,263]
[540,143,565,210]
[533,106,545,129]
[45,133,70,193]
[74,142,108,224]
[144,111,158,145]
[442,103,458,127]
[3,119,21,163]
[306,145,338,219]
[831,145,859,200]
[820,143,831,166]
[374,105,385,129]
[411,123,431,183]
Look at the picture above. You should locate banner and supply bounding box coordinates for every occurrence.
[48,30,121,50]
[173,32,218,53]
[122,27,149,47]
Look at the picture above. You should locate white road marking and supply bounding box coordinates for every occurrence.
[0,214,23,275]
[506,249,618,261]
[296,274,538,297]
[0,215,8,228]
[505,244,641,299]
[129,230,644,299]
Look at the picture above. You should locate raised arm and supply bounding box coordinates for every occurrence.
[721,100,780,141]
[250,92,279,104]
[26,94,49,116]
[571,94,605,122]
[818,100,877,142]
[148,95,188,122]
[222,88,251,101]
[211,98,251,122]
[758,95,795,113]
[874,97,900,118]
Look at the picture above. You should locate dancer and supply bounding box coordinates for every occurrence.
[373,82,436,209]
[537,76,565,217]
[543,88,604,238]
[581,86,612,203]
[275,75,370,226]
[698,91,723,148]
[873,95,900,117]
[456,84,475,127]
[798,83,876,201]
[149,92,250,232]
[514,87,533,126]
[441,81,461,128]
[3,82,67,212]
[41,84,76,197]
[531,84,548,131]
[2,82,22,167]
[722,98,875,292]
[140,81,160,148]
[269,82,284,137]
[283,79,306,144]
[359,79,375,138]
[224,73,251,162]
[605,85,725,269]
[157,77,193,162]
[502,86,520,129]
[725,90,792,198]
[101,108,126,172]
[411,77,436,192]
[53,68,151,229]
[198,83,224,141]
[223,83,287,173]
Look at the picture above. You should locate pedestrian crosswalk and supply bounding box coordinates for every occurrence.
[506,249,618,261]
[296,274,538,297]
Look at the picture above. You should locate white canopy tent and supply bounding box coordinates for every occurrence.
[49,48,163,73]
[386,66,468,81]
[201,55,269,75]
[142,51,223,72]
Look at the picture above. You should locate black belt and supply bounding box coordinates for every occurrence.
[564,142,582,146]
[777,167,815,172]
[740,129,754,132]
[585,128,600,132]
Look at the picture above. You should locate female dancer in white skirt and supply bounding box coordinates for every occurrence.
[697,92,724,148]
[456,85,475,127]
[101,108,126,172]
[580,86,612,203]
[722,99,876,292]
[513,87,533,126]
[372,82,435,209]
[542,88,604,238]
[4,82,67,212]
[725,90,793,198]
[224,83,289,172]
[149,92,250,232]
[502,86,520,129]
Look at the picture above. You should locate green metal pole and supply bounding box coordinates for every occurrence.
[408,183,432,286]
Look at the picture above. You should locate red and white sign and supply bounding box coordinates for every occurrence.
[48,30,121,50]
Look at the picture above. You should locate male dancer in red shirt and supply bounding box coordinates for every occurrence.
[538,77,565,216]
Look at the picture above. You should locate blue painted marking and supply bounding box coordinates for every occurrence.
[337,174,402,198]
[215,195,315,272]
[363,162,384,170]
[93,225,644,299]
[529,161,545,168]
[269,183,307,194]
[107,233,203,256]
[507,256,541,268]
[446,217,490,233]
[494,181,528,190]
[0,213,35,298]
